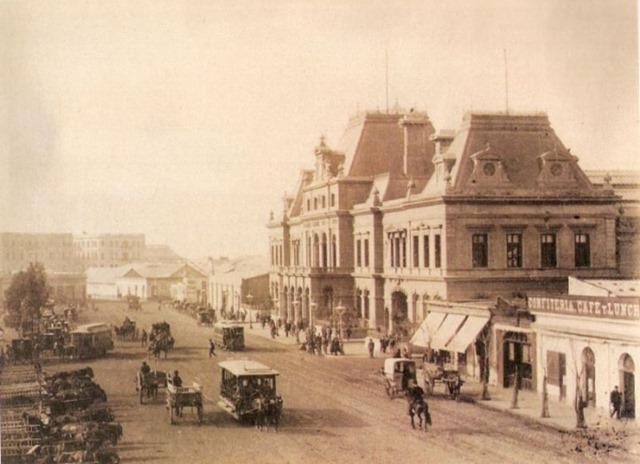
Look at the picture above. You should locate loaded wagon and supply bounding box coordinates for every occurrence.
[422,361,464,399]
[166,382,203,425]
[136,370,167,404]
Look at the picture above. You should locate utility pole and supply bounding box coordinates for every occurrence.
[385,50,389,114]
[503,48,509,114]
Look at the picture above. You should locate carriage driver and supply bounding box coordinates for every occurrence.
[140,361,151,376]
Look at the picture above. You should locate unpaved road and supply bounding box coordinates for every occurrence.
[45,302,635,464]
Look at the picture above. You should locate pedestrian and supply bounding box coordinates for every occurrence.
[346,325,352,339]
[141,329,148,347]
[209,338,217,358]
[610,385,622,419]
[367,338,375,358]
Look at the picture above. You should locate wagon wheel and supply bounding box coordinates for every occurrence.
[384,379,393,399]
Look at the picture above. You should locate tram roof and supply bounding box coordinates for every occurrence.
[218,360,279,377]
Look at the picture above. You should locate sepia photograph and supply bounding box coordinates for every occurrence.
[1,0,639,462]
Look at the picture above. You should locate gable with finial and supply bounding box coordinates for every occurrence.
[467,143,513,189]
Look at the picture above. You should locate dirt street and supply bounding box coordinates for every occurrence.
[48,302,634,464]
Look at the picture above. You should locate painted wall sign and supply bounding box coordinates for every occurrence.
[528,295,640,320]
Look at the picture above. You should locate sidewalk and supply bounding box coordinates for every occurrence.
[461,380,638,433]
[243,322,370,357]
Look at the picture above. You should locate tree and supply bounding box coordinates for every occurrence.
[4,262,50,334]
[475,325,492,400]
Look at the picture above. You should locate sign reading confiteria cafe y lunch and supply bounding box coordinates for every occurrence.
[527,295,640,321]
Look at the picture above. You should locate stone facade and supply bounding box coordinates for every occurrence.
[0,233,79,273]
[74,233,146,268]
[269,110,630,336]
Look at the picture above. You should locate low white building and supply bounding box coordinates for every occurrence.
[86,267,122,300]
[530,278,639,419]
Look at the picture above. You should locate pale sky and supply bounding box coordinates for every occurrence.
[1,0,638,259]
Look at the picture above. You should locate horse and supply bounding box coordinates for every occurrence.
[405,391,431,431]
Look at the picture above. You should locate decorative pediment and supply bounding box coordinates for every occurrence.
[467,143,513,188]
[536,147,579,187]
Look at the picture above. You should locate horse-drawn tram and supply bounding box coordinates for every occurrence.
[217,360,283,428]
[69,323,114,359]
[213,322,245,351]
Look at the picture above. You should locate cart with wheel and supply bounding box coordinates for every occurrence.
[166,383,203,425]
[422,362,464,400]
[380,358,417,399]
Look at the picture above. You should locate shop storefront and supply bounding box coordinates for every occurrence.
[529,294,640,419]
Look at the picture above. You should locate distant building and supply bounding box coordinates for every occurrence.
[74,233,146,268]
[0,233,79,273]
[208,256,270,314]
[85,261,207,302]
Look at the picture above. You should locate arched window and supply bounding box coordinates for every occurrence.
[321,233,328,268]
[331,235,337,268]
[363,290,370,320]
[582,347,596,407]
[619,353,636,419]
[313,234,320,267]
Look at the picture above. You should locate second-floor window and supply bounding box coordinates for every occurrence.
[364,239,369,267]
[322,196,326,208]
[540,233,557,268]
[356,239,362,267]
[506,233,522,268]
[472,234,488,268]
[330,193,336,207]
[434,234,441,268]
[307,199,311,211]
[423,235,430,268]
[575,233,590,267]
[413,235,419,267]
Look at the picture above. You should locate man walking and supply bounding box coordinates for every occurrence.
[367,337,375,358]
[610,385,622,419]
[209,338,217,358]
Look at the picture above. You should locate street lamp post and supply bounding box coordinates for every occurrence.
[335,300,346,339]
[246,292,254,328]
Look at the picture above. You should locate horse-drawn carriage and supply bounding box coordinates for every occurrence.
[381,358,417,399]
[148,322,174,359]
[126,295,141,311]
[422,361,464,399]
[114,317,138,341]
[136,370,167,404]
[166,376,203,425]
[213,322,244,351]
[217,360,282,429]
[196,309,215,326]
[7,338,34,364]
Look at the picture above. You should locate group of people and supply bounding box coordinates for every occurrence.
[300,325,345,356]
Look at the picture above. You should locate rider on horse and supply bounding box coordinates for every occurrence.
[407,380,425,415]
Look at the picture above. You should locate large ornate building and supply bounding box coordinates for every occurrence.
[268,110,635,333]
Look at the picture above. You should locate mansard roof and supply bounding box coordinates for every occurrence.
[337,111,433,178]
[442,112,605,197]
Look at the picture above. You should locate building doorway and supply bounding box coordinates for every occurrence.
[502,332,533,390]
[391,291,408,336]
[581,347,596,407]
[620,353,635,419]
